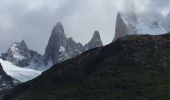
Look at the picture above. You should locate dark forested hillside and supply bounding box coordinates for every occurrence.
[5,33,170,100]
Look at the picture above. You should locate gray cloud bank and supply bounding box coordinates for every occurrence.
[0,0,170,54]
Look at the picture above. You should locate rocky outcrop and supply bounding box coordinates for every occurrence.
[1,40,43,68]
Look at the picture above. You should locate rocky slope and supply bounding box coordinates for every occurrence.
[5,33,170,100]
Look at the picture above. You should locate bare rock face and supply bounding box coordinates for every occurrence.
[114,12,167,41]
[1,40,43,68]
[44,22,68,65]
[85,31,103,50]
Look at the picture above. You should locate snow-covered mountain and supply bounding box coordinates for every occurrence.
[44,22,103,65]
[114,12,168,40]
[1,40,43,69]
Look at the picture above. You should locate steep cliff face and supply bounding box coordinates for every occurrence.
[114,12,167,40]
[44,22,68,65]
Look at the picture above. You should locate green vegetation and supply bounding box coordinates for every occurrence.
[5,33,170,100]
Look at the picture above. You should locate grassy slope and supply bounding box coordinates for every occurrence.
[5,33,170,100]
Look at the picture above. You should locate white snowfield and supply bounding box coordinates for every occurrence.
[0,59,42,82]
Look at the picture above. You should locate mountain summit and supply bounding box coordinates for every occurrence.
[85,31,103,50]
[1,41,43,68]
[43,22,68,65]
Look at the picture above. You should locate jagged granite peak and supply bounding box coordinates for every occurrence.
[114,13,130,41]
[44,22,68,64]
[0,63,19,92]
[114,12,167,40]
[44,23,104,65]
[85,31,103,50]
[1,41,43,68]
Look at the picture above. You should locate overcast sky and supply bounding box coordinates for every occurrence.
[0,0,170,54]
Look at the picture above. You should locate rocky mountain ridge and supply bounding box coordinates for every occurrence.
[1,22,103,70]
